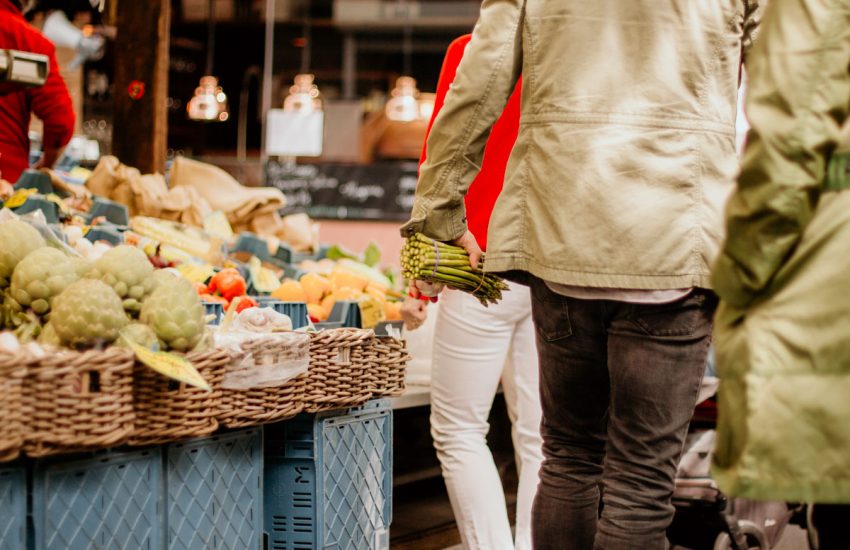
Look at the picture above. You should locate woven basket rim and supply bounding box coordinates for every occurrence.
[22,345,135,458]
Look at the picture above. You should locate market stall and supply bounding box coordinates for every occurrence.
[0,162,412,548]
[0,0,496,545]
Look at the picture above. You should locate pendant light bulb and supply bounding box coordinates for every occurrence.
[187,75,229,122]
[385,76,420,122]
[283,73,323,114]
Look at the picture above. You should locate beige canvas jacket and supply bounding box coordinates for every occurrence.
[402,0,761,290]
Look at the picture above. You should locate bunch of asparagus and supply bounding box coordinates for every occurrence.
[401,233,509,306]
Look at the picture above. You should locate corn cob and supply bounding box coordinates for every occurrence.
[129,217,218,261]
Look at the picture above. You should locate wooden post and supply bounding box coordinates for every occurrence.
[112,0,170,174]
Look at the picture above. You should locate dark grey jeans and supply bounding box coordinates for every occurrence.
[528,279,715,550]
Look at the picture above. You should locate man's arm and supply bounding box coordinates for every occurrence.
[31,146,61,170]
[419,35,471,168]
[400,0,524,244]
[29,42,74,169]
[713,0,850,309]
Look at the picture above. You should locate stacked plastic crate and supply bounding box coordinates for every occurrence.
[0,467,26,550]
[29,428,264,550]
[264,400,393,550]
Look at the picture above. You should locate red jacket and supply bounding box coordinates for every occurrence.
[419,35,521,251]
[0,0,74,182]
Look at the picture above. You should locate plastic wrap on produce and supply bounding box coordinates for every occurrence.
[1,209,81,257]
[0,332,22,353]
[228,307,292,332]
[216,308,309,390]
[0,333,46,358]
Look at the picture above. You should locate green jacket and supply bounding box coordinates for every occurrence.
[712,0,850,502]
[402,1,761,290]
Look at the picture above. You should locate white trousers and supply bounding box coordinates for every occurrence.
[430,282,543,550]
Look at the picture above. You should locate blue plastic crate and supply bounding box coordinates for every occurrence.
[166,428,263,550]
[274,301,309,330]
[255,299,309,329]
[264,400,393,550]
[255,296,278,308]
[273,244,329,266]
[0,467,26,550]
[88,198,130,226]
[374,321,403,336]
[15,197,60,223]
[85,225,124,246]
[231,232,272,262]
[15,169,54,195]
[32,448,163,550]
[328,301,362,328]
[203,302,224,325]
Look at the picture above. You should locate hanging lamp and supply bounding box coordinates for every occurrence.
[385,25,426,121]
[283,73,322,113]
[385,76,420,122]
[187,0,228,121]
[283,4,322,114]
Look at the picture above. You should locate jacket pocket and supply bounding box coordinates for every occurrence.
[530,281,573,342]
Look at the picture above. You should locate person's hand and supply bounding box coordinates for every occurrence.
[453,230,483,270]
[31,147,61,170]
[410,279,444,299]
[400,295,429,331]
[405,231,478,303]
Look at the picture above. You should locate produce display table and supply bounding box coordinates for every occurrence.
[389,383,431,410]
[0,178,412,549]
[389,382,505,411]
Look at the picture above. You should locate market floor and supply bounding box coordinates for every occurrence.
[773,526,809,549]
[401,521,810,550]
[388,453,812,549]
[390,472,810,550]
[435,526,809,549]
[390,395,518,549]
[389,397,812,549]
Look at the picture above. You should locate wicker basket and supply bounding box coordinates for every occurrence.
[23,347,135,458]
[303,328,375,413]
[218,334,308,428]
[129,349,229,446]
[0,349,30,462]
[368,336,410,397]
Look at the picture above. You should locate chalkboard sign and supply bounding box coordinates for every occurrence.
[265,161,418,221]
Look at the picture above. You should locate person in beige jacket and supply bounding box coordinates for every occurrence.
[402,1,761,548]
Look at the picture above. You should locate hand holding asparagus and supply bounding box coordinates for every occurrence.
[401,233,509,306]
